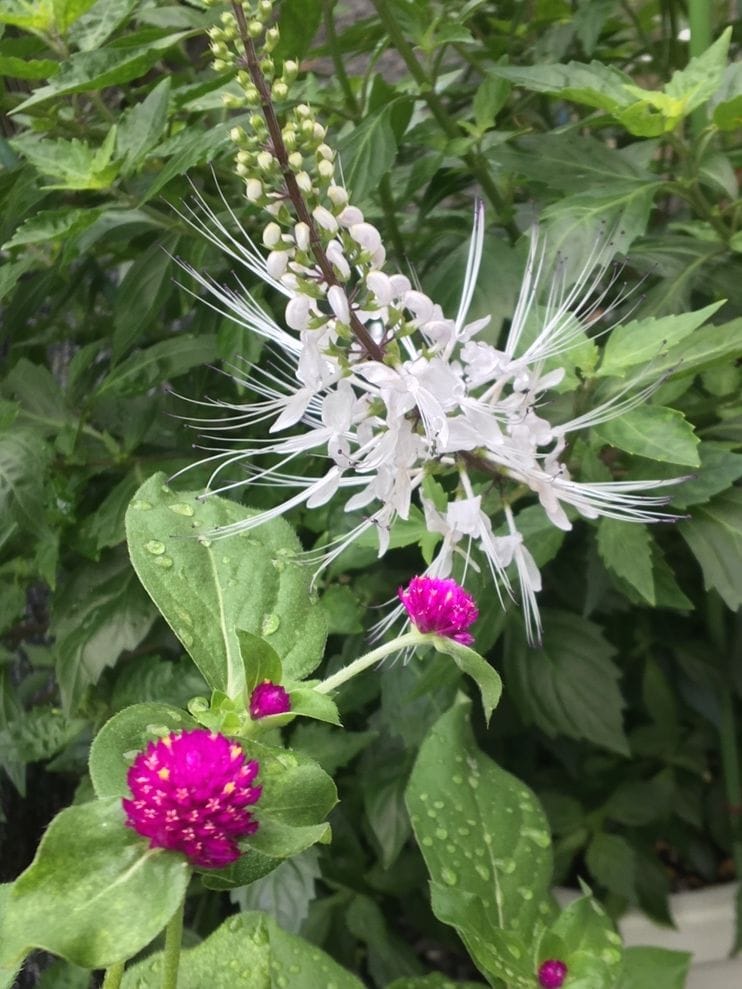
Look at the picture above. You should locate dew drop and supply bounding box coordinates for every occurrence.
[144,539,165,555]
[457,826,470,836]
[517,886,533,900]
[601,948,621,965]
[198,536,212,548]
[452,774,463,785]
[153,555,173,569]
[605,930,622,946]
[435,828,448,840]
[274,975,287,988]
[441,867,458,886]
[168,502,194,517]
[467,776,479,789]
[179,629,194,647]
[261,613,280,635]
[421,836,433,847]
[474,863,490,882]
[501,858,516,874]
[174,607,193,626]
[507,943,521,959]
[522,828,550,848]
[160,483,172,494]
[288,964,300,974]
[131,499,152,511]
[433,800,444,809]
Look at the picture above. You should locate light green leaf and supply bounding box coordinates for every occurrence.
[595,406,700,466]
[231,847,320,934]
[0,0,55,30]
[11,129,118,190]
[617,946,691,989]
[711,62,742,131]
[12,33,190,112]
[540,894,623,987]
[0,55,58,80]
[121,911,364,989]
[679,489,742,610]
[505,610,628,755]
[597,302,724,378]
[489,60,634,112]
[406,695,554,986]
[2,798,189,969]
[52,551,156,713]
[0,427,50,534]
[68,0,138,50]
[427,635,502,725]
[2,207,103,249]
[597,519,655,604]
[89,702,197,799]
[664,28,732,114]
[125,473,327,697]
[52,0,99,32]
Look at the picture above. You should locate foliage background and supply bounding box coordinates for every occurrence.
[0,0,740,984]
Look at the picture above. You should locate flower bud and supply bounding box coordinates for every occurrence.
[327,185,349,208]
[294,222,310,251]
[257,150,274,172]
[313,205,338,233]
[262,222,282,248]
[250,681,292,719]
[265,26,280,50]
[288,151,303,170]
[318,159,335,180]
[245,178,263,202]
[295,170,313,193]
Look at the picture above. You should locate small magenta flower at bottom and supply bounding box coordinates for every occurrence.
[123,729,261,869]
[250,680,292,719]
[538,959,568,988]
[398,576,478,645]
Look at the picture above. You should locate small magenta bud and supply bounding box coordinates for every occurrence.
[250,681,292,719]
[399,576,478,645]
[538,960,568,988]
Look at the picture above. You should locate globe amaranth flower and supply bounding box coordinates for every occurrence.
[399,576,478,645]
[123,729,261,869]
[538,959,568,988]
[249,680,292,719]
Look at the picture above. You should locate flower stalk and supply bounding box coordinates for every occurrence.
[161,894,185,989]
[315,631,426,695]
[101,962,125,989]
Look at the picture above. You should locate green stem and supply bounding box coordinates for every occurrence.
[161,894,186,989]
[370,0,518,241]
[687,0,713,137]
[316,631,428,694]
[102,962,125,989]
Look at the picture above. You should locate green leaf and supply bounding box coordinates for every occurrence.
[116,77,171,175]
[0,427,50,534]
[12,34,190,112]
[2,798,189,968]
[406,695,554,986]
[11,129,119,191]
[679,489,742,610]
[276,0,322,60]
[112,234,179,360]
[121,911,364,989]
[52,0,99,32]
[98,334,219,396]
[617,946,691,989]
[338,100,410,203]
[597,302,725,378]
[489,60,634,112]
[711,62,742,131]
[0,0,55,29]
[287,685,342,727]
[387,978,486,989]
[52,551,156,713]
[586,832,636,899]
[238,629,283,691]
[125,473,327,697]
[231,847,320,934]
[68,0,138,50]
[597,519,655,604]
[595,406,700,467]
[672,443,742,509]
[540,894,623,987]
[427,635,502,725]
[0,55,58,80]
[504,610,628,755]
[664,28,732,115]
[2,207,103,249]
[89,702,197,799]
[0,884,23,989]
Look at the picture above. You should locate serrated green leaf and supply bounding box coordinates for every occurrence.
[125,473,327,697]
[2,798,189,969]
[116,77,171,175]
[540,894,623,987]
[679,489,742,610]
[98,334,219,395]
[337,100,410,203]
[672,443,742,509]
[597,302,724,378]
[2,207,103,250]
[68,0,138,50]
[505,610,628,755]
[406,695,554,986]
[489,60,633,112]
[52,0,99,32]
[586,832,636,899]
[595,406,699,466]
[11,33,190,112]
[427,636,502,725]
[0,55,58,80]
[231,847,320,934]
[597,519,655,604]
[0,427,50,534]
[664,28,732,115]
[11,129,118,191]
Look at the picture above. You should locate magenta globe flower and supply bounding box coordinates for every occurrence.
[250,680,292,719]
[538,959,568,988]
[122,729,261,869]
[398,576,478,645]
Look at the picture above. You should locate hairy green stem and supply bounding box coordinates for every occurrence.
[316,631,428,694]
[370,0,518,241]
[161,894,186,989]
[102,962,125,989]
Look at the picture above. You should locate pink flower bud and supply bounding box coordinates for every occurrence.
[538,960,568,988]
[398,576,478,645]
[249,681,292,719]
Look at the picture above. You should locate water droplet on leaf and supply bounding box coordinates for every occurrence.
[168,502,194,517]
[144,540,165,555]
[261,613,280,635]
